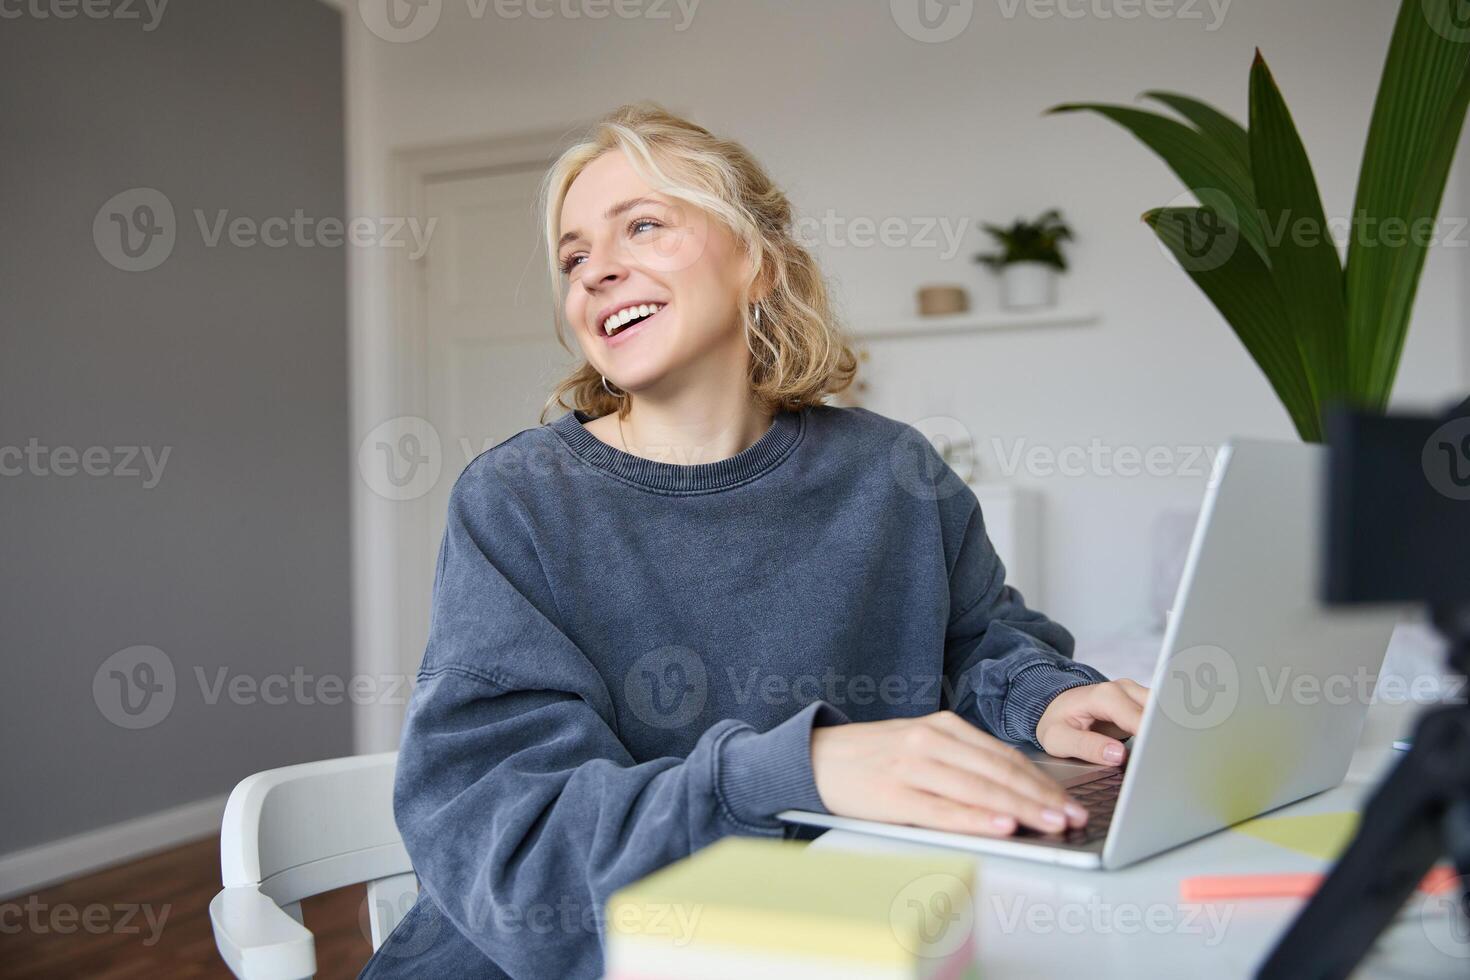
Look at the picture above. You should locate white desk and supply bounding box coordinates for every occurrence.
[810,700,1468,977]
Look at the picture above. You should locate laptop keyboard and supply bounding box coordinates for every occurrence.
[1014,768,1124,847]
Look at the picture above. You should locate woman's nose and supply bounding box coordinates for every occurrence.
[578,244,628,290]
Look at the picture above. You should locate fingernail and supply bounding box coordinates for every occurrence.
[992,815,1016,832]
[1064,802,1088,823]
[1041,808,1066,828]
[1103,744,1124,764]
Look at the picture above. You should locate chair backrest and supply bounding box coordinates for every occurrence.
[220,751,414,913]
[212,752,419,976]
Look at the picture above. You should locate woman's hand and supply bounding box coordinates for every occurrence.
[1035,679,1150,766]
[810,711,1089,837]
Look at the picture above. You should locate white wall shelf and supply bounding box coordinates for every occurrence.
[849,307,1100,341]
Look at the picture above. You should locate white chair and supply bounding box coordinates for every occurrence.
[209,752,418,980]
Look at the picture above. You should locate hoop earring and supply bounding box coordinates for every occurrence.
[752,303,763,328]
[601,374,626,399]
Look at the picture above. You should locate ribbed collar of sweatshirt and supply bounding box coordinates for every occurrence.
[548,406,805,494]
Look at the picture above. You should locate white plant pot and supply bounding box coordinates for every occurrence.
[999,262,1058,310]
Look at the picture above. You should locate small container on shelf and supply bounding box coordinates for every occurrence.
[916,285,970,317]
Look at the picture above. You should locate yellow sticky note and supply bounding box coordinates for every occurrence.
[1232,811,1361,861]
[607,837,977,966]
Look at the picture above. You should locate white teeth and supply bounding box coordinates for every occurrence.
[602,303,663,335]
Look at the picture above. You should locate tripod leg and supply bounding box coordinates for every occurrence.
[1256,705,1470,979]
[1447,797,1470,928]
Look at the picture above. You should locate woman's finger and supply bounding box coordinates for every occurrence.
[917,727,1086,826]
[1115,678,1150,708]
[1091,720,1132,740]
[922,711,1089,825]
[1090,684,1145,735]
[924,710,1004,749]
[894,787,1019,837]
[904,758,1079,834]
[1041,723,1128,767]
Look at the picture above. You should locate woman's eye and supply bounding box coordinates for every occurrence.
[559,218,662,273]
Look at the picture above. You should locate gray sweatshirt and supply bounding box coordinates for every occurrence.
[360,403,1107,979]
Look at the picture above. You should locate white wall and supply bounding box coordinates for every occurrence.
[343,0,1467,665]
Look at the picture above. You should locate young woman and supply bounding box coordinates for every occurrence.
[359,103,1149,980]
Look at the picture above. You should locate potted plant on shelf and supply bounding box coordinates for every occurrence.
[974,209,1073,310]
[1048,0,1470,442]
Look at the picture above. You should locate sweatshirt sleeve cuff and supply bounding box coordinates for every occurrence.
[716,700,849,830]
[1001,661,1109,749]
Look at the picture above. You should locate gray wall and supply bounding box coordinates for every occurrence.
[0,0,352,853]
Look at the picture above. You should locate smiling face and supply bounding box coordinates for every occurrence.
[556,149,757,404]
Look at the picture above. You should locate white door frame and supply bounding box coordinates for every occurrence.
[351,126,580,753]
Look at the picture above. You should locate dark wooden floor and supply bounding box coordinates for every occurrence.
[1,837,373,979]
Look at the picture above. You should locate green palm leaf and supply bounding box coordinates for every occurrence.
[1346,0,1470,406]
[1247,50,1351,408]
[1047,102,1266,260]
[1145,207,1321,441]
[1055,0,1470,440]
[1141,91,1251,174]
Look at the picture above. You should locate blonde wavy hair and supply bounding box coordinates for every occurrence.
[538,102,859,423]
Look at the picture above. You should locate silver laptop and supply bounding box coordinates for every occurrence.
[779,439,1401,869]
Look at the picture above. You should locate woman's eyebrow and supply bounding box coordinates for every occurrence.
[557,196,662,250]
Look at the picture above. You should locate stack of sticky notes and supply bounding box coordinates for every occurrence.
[604,837,979,980]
